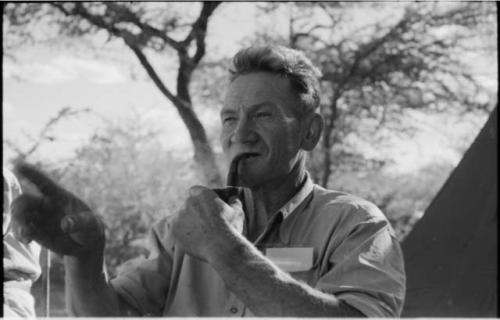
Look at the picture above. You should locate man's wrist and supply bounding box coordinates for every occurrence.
[64,246,105,276]
[206,228,249,267]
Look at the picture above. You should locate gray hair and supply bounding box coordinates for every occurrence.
[230,45,322,116]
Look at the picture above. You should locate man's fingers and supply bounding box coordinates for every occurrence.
[188,185,210,197]
[215,197,245,234]
[11,194,43,217]
[213,186,241,203]
[14,162,63,197]
[10,195,46,236]
[12,220,36,245]
[10,194,48,244]
[213,195,243,214]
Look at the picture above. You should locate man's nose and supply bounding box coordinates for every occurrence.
[230,117,258,144]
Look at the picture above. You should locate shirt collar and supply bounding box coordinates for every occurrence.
[277,174,314,220]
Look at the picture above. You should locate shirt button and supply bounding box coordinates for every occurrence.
[230,307,239,314]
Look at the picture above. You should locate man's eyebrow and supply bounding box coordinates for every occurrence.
[250,102,278,111]
[221,102,276,113]
[220,109,236,116]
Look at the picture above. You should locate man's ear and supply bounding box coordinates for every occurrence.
[301,113,324,151]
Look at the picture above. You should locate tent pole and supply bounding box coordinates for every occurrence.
[45,249,51,317]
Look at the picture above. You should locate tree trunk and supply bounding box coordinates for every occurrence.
[320,97,339,188]
[126,40,223,188]
[175,49,223,187]
[52,2,224,187]
[321,121,333,188]
[174,99,223,187]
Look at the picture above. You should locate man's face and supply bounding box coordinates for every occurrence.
[220,72,305,188]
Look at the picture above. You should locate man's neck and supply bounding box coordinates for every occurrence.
[250,163,307,220]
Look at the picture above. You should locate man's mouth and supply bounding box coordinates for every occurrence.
[239,153,260,162]
[227,152,261,186]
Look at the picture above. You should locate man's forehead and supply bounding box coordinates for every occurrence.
[223,72,299,109]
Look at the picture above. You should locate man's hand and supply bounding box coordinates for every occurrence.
[10,162,105,257]
[171,185,245,262]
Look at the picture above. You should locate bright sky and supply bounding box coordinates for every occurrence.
[2,3,497,174]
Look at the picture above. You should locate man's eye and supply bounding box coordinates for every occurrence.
[223,117,237,124]
[255,112,272,119]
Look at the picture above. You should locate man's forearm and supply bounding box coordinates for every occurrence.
[209,234,364,317]
[64,254,136,316]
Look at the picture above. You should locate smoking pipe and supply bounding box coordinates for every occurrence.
[212,154,254,235]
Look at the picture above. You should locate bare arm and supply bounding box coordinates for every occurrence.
[208,230,364,317]
[10,163,137,316]
[172,186,364,317]
[64,253,139,316]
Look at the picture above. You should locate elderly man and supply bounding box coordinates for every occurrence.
[11,45,405,317]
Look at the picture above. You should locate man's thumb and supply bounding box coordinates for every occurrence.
[60,212,103,245]
[228,196,243,211]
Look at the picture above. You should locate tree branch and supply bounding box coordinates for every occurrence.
[176,2,221,103]
[183,2,221,64]
[55,3,188,109]
[340,16,410,88]
[126,42,184,108]
[6,107,90,161]
[104,3,182,50]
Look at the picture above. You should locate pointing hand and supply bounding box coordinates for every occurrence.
[11,162,105,256]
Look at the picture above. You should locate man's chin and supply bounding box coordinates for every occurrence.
[235,175,264,189]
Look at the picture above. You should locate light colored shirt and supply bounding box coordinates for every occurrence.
[3,168,42,318]
[3,232,42,282]
[3,226,42,318]
[111,177,406,317]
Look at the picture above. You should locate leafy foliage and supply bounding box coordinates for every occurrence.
[43,115,201,277]
[4,2,224,186]
[253,2,496,187]
[3,3,496,307]
[331,160,456,240]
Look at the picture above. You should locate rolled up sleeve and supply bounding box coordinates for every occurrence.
[110,218,174,316]
[316,214,406,317]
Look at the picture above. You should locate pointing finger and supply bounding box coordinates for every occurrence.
[14,162,63,197]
